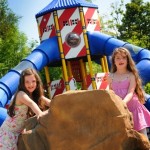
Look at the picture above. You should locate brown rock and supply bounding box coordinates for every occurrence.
[18,90,150,150]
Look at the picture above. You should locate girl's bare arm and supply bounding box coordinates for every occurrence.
[41,95,51,107]
[16,91,43,116]
[123,73,136,104]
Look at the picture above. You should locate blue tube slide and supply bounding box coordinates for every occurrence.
[0,36,60,125]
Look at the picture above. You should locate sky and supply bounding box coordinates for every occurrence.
[7,0,147,43]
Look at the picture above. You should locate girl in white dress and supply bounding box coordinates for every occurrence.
[0,68,51,150]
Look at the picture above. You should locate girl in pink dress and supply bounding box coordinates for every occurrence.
[108,47,150,139]
[0,68,51,150]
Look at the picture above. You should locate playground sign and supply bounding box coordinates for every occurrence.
[36,12,56,41]
[83,7,101,31]
[87,73,108,90]
[57,8,86,59]
[49,78,77,99]
[95,73,109,90]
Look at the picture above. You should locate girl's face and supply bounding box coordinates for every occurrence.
[114,53,127,70]
[24,74,37,94]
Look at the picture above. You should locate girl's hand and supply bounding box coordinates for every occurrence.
[22,128,27,134]
[37,114,41,123]
[37,112,44,122]
[22,128,32,134]
[123,100,127,106]
[37,111,48,123]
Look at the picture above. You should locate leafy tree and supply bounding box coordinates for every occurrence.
[0,0,33,77]
[103,0,150,49]
[97,0,125,36]
[118,0,150,49]
[106,0,125,37]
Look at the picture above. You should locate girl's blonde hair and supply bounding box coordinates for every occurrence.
[111,47,145,104]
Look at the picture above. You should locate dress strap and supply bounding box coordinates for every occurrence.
[108,73,114,90]
[109,73,114,80]
[127,72,131,79]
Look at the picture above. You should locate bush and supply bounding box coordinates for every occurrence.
[144,83,150,94]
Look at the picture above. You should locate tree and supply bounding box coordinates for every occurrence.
[109,0,125,36]
[103,0,150,50]
[118,0,150,49]
[0,0,33,77]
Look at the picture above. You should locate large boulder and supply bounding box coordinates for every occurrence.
[18,90,150,150]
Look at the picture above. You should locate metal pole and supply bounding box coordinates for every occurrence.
[79,7,96,89]
[53,11,70,91]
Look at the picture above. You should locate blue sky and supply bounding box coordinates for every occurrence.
[8,0,147,43]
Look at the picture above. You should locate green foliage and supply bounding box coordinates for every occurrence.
[49,67,62,81]
[101,0,125,36]
[86,61,102,74]
[144,83,150,94]
[40,67,62,87]
[0,0,36,77]
[118,0,150,49]
[103,0,150,50]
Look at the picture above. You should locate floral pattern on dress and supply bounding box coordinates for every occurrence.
[0,104,28,150]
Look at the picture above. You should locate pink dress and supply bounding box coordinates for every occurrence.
[0,104,28,150]
[111,77,150,131]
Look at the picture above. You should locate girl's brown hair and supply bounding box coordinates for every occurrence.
[111,47,145,104]
[8,68,47,117]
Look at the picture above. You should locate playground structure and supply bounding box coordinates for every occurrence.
[0,0,150,125]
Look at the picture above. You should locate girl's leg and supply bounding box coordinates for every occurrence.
[139,128,149,140]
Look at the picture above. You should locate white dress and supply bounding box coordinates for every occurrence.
[0,104,28,150]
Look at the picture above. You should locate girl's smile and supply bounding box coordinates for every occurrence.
[114,53,127,69]
[24,75,37,93]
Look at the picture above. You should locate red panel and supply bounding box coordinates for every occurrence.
[58,8,77,30]
[39,13,51,37]
[84,8,95,26]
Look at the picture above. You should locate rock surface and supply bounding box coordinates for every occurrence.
[18,90,150,150]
